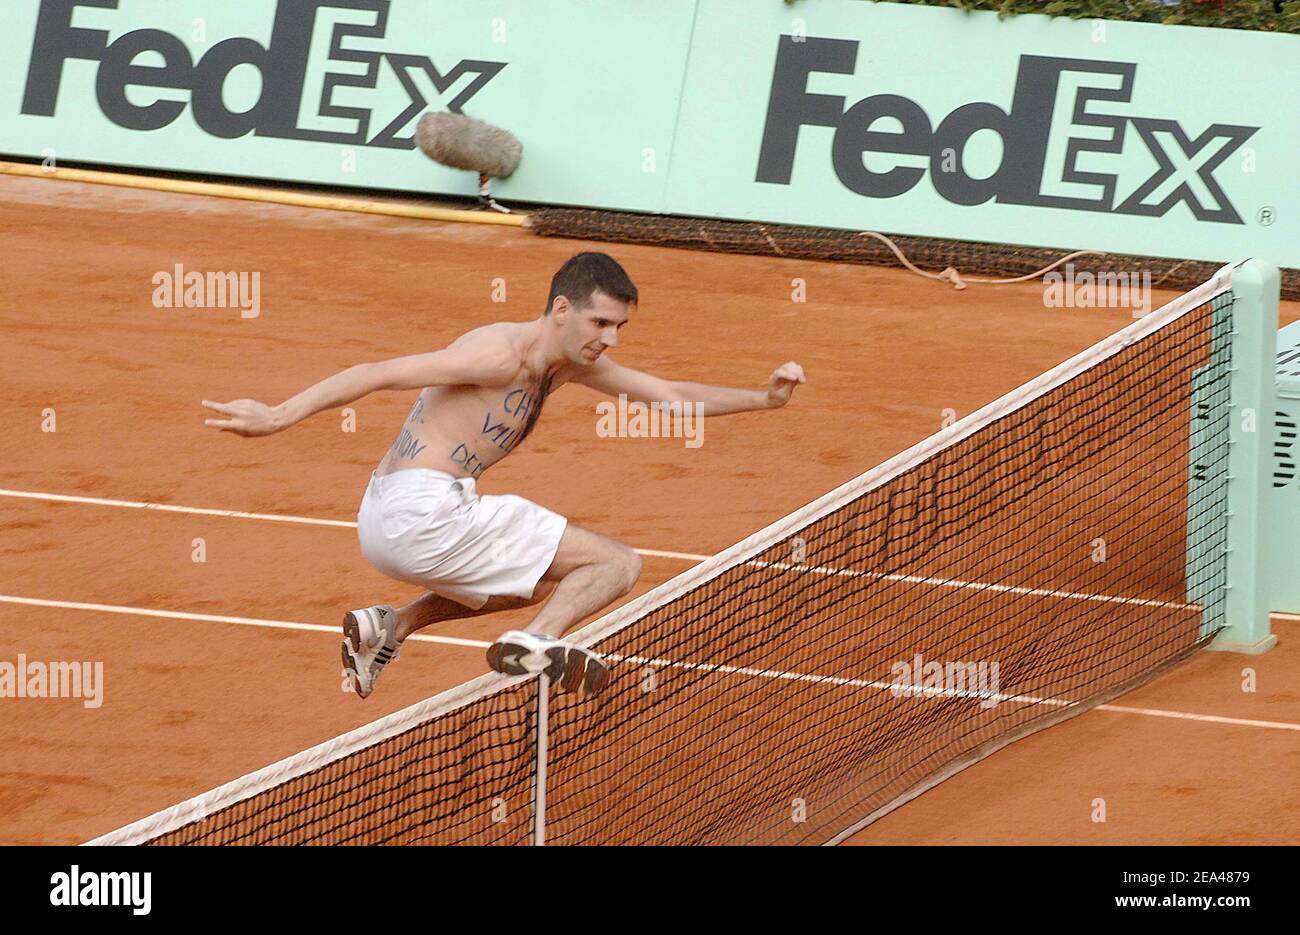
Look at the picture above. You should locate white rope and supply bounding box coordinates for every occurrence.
[858,230,1105,291]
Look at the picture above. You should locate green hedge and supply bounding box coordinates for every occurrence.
[784,0,1300,33]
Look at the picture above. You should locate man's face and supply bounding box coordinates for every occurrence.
[557,291,630,365]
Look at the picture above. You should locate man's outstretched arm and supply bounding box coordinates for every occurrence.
[572,357,806,416]
[202,342,517,436]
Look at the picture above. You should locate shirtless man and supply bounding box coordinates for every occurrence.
[202,252,805,698]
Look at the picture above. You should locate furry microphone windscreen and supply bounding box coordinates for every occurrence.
[415,112,522,179]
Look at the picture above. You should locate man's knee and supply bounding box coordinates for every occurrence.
[614,546,642,594]
[528,578,558,602]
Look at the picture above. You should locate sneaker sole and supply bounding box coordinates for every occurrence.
[341,639,370,699]
[559,646,610,697]
[486,638,567,681]
[342,611,379,699]
[343,611,365,654]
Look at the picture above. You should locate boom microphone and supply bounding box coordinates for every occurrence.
[415,112,522,179]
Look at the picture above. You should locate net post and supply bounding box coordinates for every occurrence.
[1210,259,1280,654]
[532,674,550,846]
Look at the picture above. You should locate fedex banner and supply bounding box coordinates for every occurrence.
[2,0,1295,266]
[0,0,693,208]
[672,1,1296,266]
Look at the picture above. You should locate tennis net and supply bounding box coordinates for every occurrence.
[89,269,1240,846]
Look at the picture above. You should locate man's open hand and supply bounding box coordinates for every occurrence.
[765,361,806,409]
[202,399,284,437]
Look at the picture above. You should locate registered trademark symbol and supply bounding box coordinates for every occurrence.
[1257,206,1276,226]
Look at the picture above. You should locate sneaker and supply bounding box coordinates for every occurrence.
[486,630,611,697]
[341,605,401,699]
[486,630,566,680]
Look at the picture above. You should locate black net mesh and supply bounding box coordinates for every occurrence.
[147,681,540,845]
[542,291,1232,844]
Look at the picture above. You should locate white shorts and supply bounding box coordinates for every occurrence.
[356,469,568,610]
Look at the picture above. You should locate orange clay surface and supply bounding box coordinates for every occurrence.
[1,174,1297,845]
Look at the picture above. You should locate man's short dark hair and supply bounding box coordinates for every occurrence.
[545,252,637,315]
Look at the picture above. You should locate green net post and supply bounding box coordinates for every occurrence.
[1265,321,1300,613]
[1210,259,1281,654]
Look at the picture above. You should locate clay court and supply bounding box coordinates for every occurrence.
[2,173,1298,845]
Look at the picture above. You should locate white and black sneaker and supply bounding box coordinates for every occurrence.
[342,605,401,699]
[486,630,611,697]
[486,630,566,680]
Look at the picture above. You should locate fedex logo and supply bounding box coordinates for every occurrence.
[21,0,505,148]
[756,37,1257,223]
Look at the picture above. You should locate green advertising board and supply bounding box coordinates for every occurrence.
[669,1,1297,267]
[2,1,1295,267]
[0,0,694,209]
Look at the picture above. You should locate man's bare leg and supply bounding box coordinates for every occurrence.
[483,526,638,694]
[524,524,642,639]
[393,583,556,643]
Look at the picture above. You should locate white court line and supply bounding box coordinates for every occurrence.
[1093,703,1300,731]
[2,594,1296,733]
[607,651,1300,731]
[636,547,710,561]
[5,486,1298,724]
[0,594,490,649]
[1,486,1274,612]
[4,485,1297,629]
[0,488,356,528]
[747,557,1200,612]
[0,487,710,562]
[4,485,1298,618]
